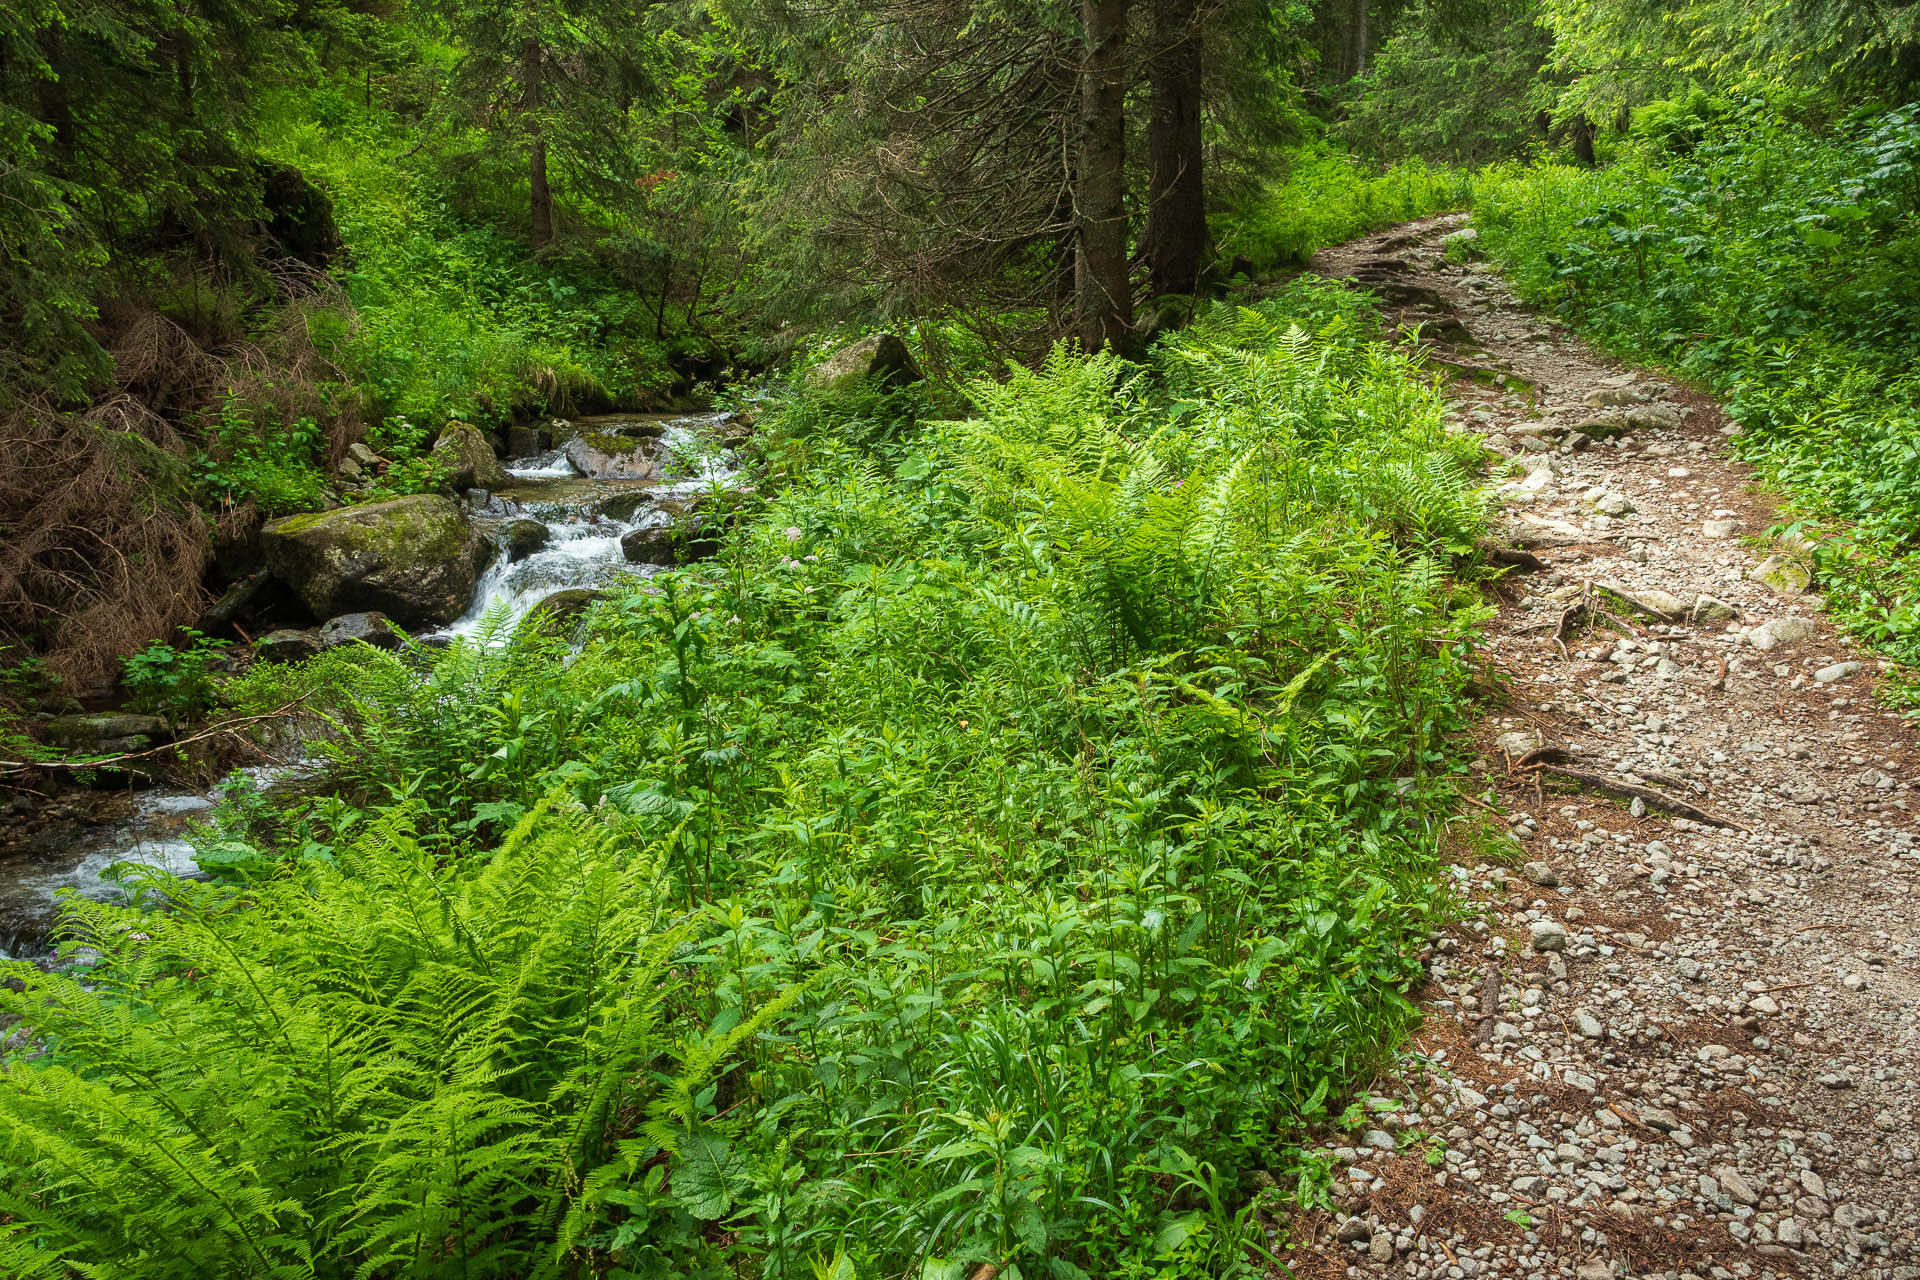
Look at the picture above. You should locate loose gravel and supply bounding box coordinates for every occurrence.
[1283,215,1920,1280]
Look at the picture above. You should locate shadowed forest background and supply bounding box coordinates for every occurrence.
[4,0,1919,686]
[1,0,1919,1276]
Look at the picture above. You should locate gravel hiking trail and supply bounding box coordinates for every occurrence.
[1282,213,1920,1280]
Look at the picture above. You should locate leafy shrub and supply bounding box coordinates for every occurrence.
[191,392,331,514]
[364,454,449,499]
[120,629,229,728]
[1473,102,1920,682]
[1629,89,1732,156]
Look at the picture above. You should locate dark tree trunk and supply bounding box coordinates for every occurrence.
[1143,0,1206,299]
[174,37,193,112]
[1075,0,1131,351]
[524,37,554,250]
[1346,0,1369,78]
[1571,112,1596,167]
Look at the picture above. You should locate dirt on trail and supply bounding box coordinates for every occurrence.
[1281,214,1920,1280]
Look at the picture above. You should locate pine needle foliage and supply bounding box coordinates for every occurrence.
[0,798,793,1280]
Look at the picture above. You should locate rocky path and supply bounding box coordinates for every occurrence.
[1285,214,1920,1280]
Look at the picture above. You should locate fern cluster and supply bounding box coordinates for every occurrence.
[0,799,791,1279]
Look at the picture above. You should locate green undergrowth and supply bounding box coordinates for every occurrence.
[1218,144,1471,272]
[1471,102,1920,689]
[260,83,688,432]
[0,282,1492,1279]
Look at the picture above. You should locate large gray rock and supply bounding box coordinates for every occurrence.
[522,589,606,635]
[1749,553,1812,595]
[254,629,323,663]
[261,495,490,627]
[503,519,550,562]
[431,421,508,491]
[621,525,678,566]
[563,433,659,481]
[506,424,543,458]
[318,612,403,651]
[1746,616,1815,650]
[621,510,726,566]
[805,334,922,394]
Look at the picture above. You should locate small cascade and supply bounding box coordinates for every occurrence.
[443,411,738,637]
[0,413,740,961]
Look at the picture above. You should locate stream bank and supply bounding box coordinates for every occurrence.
[0,410,741,961]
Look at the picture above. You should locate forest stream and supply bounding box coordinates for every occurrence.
[0,411,736,961]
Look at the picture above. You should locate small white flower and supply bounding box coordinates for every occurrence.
[783,526,803,542]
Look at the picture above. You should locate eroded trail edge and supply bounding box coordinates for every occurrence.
[1289,214,1920,1280]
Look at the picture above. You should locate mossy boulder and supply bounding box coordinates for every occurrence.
[318,612,403,651]
[521,588,606,635]
[805,335,922,394]
[620,526,679,566]
[1749,554,1812,595]
[431,421,508,491]
[261,495,491,626]
[622,507,728,566]
[42,713,172,753]
[254,629,323,663]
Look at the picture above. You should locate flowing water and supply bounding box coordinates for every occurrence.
[0,764,309,960]
[0,411,736,962]
[444,412,736,636]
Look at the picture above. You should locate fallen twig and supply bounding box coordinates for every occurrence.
[1487,546,1550,572]
[1474,964,1503,1047]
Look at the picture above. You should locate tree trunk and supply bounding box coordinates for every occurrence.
[524,36,554,251]
[1571,112,1596,167]
[1143,0,1206,300]
[1349,0,1369,78]
[1075,0,1131,351]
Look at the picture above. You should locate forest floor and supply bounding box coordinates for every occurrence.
[1283,214,1920,1280]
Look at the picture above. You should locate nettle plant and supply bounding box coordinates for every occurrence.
[120,628,230,729]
